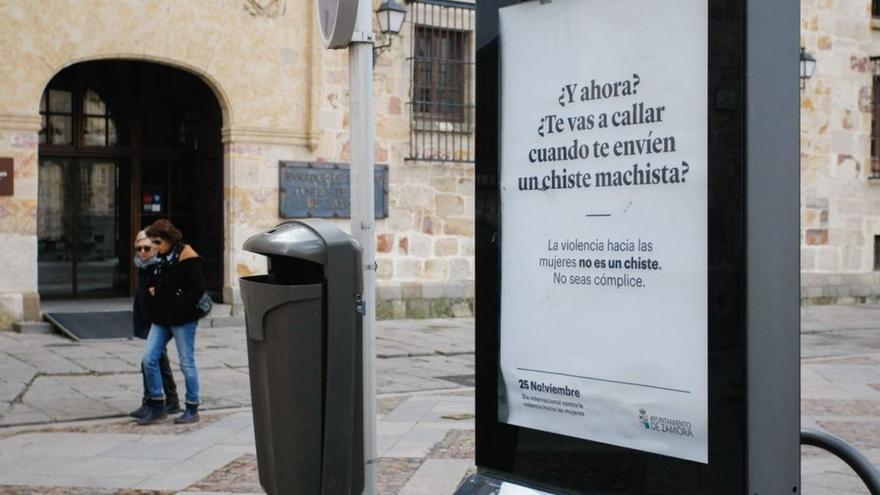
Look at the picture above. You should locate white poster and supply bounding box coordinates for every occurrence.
[498,0,708,463]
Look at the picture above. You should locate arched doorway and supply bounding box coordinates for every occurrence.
[37,60,224,299]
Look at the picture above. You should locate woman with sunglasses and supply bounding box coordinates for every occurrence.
[130,229,181,419]
[138,219,207,425]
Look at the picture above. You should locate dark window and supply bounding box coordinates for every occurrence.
[82,89,117,147]
[413,26,467,121]
[873,74,880,178]
[407,0,475,163]
[875,235,880,271]
[874,0,880,19]
[39,87,123,148]
[39,89,73,145]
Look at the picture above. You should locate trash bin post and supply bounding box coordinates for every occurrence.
[241,220,364,495]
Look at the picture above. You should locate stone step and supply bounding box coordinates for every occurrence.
[208,315,244,328]
[12,321,55,334]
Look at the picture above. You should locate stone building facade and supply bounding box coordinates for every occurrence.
[800,0,880,303]
[0,0,475,329]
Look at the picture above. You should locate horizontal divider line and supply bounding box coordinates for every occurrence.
[517,367,691,394]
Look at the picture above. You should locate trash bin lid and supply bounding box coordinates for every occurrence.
[243,222,326,264]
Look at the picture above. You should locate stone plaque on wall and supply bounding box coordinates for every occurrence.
[0,158,12,196]
[279,161,388,219]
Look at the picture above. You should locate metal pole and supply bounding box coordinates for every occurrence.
[349,1,377,494]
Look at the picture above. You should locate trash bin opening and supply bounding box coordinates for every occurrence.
[268,256,324,285]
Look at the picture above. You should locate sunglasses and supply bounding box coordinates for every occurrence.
[151,239,163,245]
[135,246,153,253]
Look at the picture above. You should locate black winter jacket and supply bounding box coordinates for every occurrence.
[132,266,155,339]
[144,255,207,326]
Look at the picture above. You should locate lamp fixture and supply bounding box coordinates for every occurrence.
[374,0,407,62]
[800,47,816,90]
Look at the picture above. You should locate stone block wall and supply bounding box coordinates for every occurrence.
[0,0,474,327]
[0,117,41,325]
[801,0,880,303]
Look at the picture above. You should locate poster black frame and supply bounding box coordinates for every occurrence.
[473,0,800,493]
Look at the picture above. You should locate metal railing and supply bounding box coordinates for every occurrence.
[802,428,880,494]
[407,0,475,163]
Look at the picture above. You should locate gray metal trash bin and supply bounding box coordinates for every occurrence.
[240,219,364,495]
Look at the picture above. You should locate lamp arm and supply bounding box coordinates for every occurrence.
[372,37,395,65]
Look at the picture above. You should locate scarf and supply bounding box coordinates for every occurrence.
[133,254,159,269]
[152,242,184,288]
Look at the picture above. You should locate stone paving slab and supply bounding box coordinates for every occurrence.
[0,315,477,493]
[0,381,26,403]
[0,488,170,494]
[0,403,52,425]
[0,318,473,427]
[0,316,476,493]
[134,447,251,491]
[0,413,252,492]
[801,305,880,494]
[398,459,474,495]
[0,357,37,385]
[4,307,880,493]
[0,388,476,495]
[7,350,85,374]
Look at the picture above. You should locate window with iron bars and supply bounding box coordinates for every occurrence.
[408,0,475,163]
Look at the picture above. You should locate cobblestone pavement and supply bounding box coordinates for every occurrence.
[0,306,880,493]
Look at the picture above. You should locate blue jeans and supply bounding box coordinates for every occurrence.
[142,321,200,405]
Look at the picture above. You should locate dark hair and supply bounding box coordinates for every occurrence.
[145,219,183,243]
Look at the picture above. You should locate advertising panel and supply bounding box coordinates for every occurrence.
[498,0,708,463]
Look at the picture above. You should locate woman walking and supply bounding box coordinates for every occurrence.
[130,229,181,418]
[138,219,206,425]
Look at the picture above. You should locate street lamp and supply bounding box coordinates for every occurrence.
[800,47,816,90]
[374,0,407,61]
